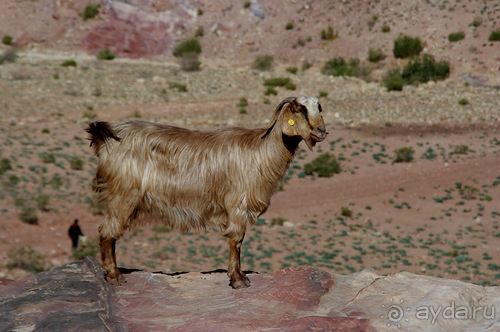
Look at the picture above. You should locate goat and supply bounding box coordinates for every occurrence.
[86,96,327,288]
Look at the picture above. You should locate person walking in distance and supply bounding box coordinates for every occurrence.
[68,219,83,250]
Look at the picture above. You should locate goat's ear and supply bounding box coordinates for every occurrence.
[261,97,297,139]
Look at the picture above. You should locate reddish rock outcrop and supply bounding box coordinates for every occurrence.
[81,0,197,58]
[1,258,499,331]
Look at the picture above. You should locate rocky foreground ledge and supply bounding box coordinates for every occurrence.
[1,258,499,331]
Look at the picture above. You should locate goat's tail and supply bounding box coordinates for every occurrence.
[86,121,120,155]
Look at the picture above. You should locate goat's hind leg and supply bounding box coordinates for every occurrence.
[98,215,128,285]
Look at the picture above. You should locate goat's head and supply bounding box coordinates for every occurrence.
[262,96,327,150]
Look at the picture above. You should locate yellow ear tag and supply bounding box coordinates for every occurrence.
[288,119,295,126]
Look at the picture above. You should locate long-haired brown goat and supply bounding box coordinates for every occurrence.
[86,96,326,288]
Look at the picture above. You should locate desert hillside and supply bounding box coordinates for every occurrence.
[0,0,499,294]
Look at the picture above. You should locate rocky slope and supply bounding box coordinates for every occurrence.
[0,0,499,84]
[1,258,499,331]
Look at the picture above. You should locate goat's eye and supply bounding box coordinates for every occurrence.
[318,104,323,113]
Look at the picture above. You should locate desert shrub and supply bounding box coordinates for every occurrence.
[35,193,50,211]
[0,158,12,175]
[367,15,378,30]
[394,147,414,163]
[471,17,482,28]
[340,207,353,218]
[393,35,423,58]
[19,206,38,225]
[0,49,18,65]
[2,35,13,45]
[381,24,391,33]
[489,30,500,42]
[7,247,47,273]
[286,21,295,30]
[173,38,202,57]
[169,82,188,92]
[97,48,115,60]
[252,55,274,71]
[448,31,465,42]
[38,152,55,164]
[49,173,64,189]
[83,4,100,20]
[238,97,248,114]
[61,59,77,67]
[179,52,200,71]
[368,48,386,62]
[304,153,341,177]
[72,238,98,259]
[270,217,286,227]
[401,54,450,85]
[264,86,277,96]
[321,57,364,77]
[321,26,336,40]
[301,60,312,71]
[286,66,298,74]
[69,156,84,170]
[318,91,328,98]
[264,77,296,90]
[458,98,469,106]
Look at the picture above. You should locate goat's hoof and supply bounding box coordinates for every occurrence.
[230,275,251,289]
[105,271,125,285]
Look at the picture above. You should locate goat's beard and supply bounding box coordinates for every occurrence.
[304,136,317,151]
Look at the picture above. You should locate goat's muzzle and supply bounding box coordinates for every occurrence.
[310,128,328,142]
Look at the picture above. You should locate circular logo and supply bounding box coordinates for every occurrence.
[387,304,405,323]
[380,298,411,329]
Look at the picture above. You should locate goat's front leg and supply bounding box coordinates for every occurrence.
[224,221,250,289]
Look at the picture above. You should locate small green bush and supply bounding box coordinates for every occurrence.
[264,77,292,87]
[286,21,295,30]
[489,30,500,42]
[35,193,50,211]
[304,153,341,177]
[19,206,38,225]
[393,35,423,58]
[448,31,465,42]
[401,54,450,85]
[394,147,414,163]
[169,82,188,92]
[471,17,482,28]
[458,98,469,106]
[72,238,98,259]
[318,91,328,98]
[252,55,274,71]
[82,4,100,21]
[38,152,55,164]
[2,35,13,45]
[69,156,84,170]
[340,207,353,218]
[61,59,77,67]
[238,97,248,107]
[7,247,47,273]
[264,86,277,96]
[321,57,363,77]
[321,26,336,40]
[173,38,202,57]
[97,48,115,60]
[0,158,12,175]
[286,66,298,74]
[368,48,386,62]
[381,24,391,33]
[0,49,18,65]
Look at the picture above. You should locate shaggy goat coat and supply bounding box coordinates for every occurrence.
[90,120,295,238]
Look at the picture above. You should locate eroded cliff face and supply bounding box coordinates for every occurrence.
[1,258,498,331]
